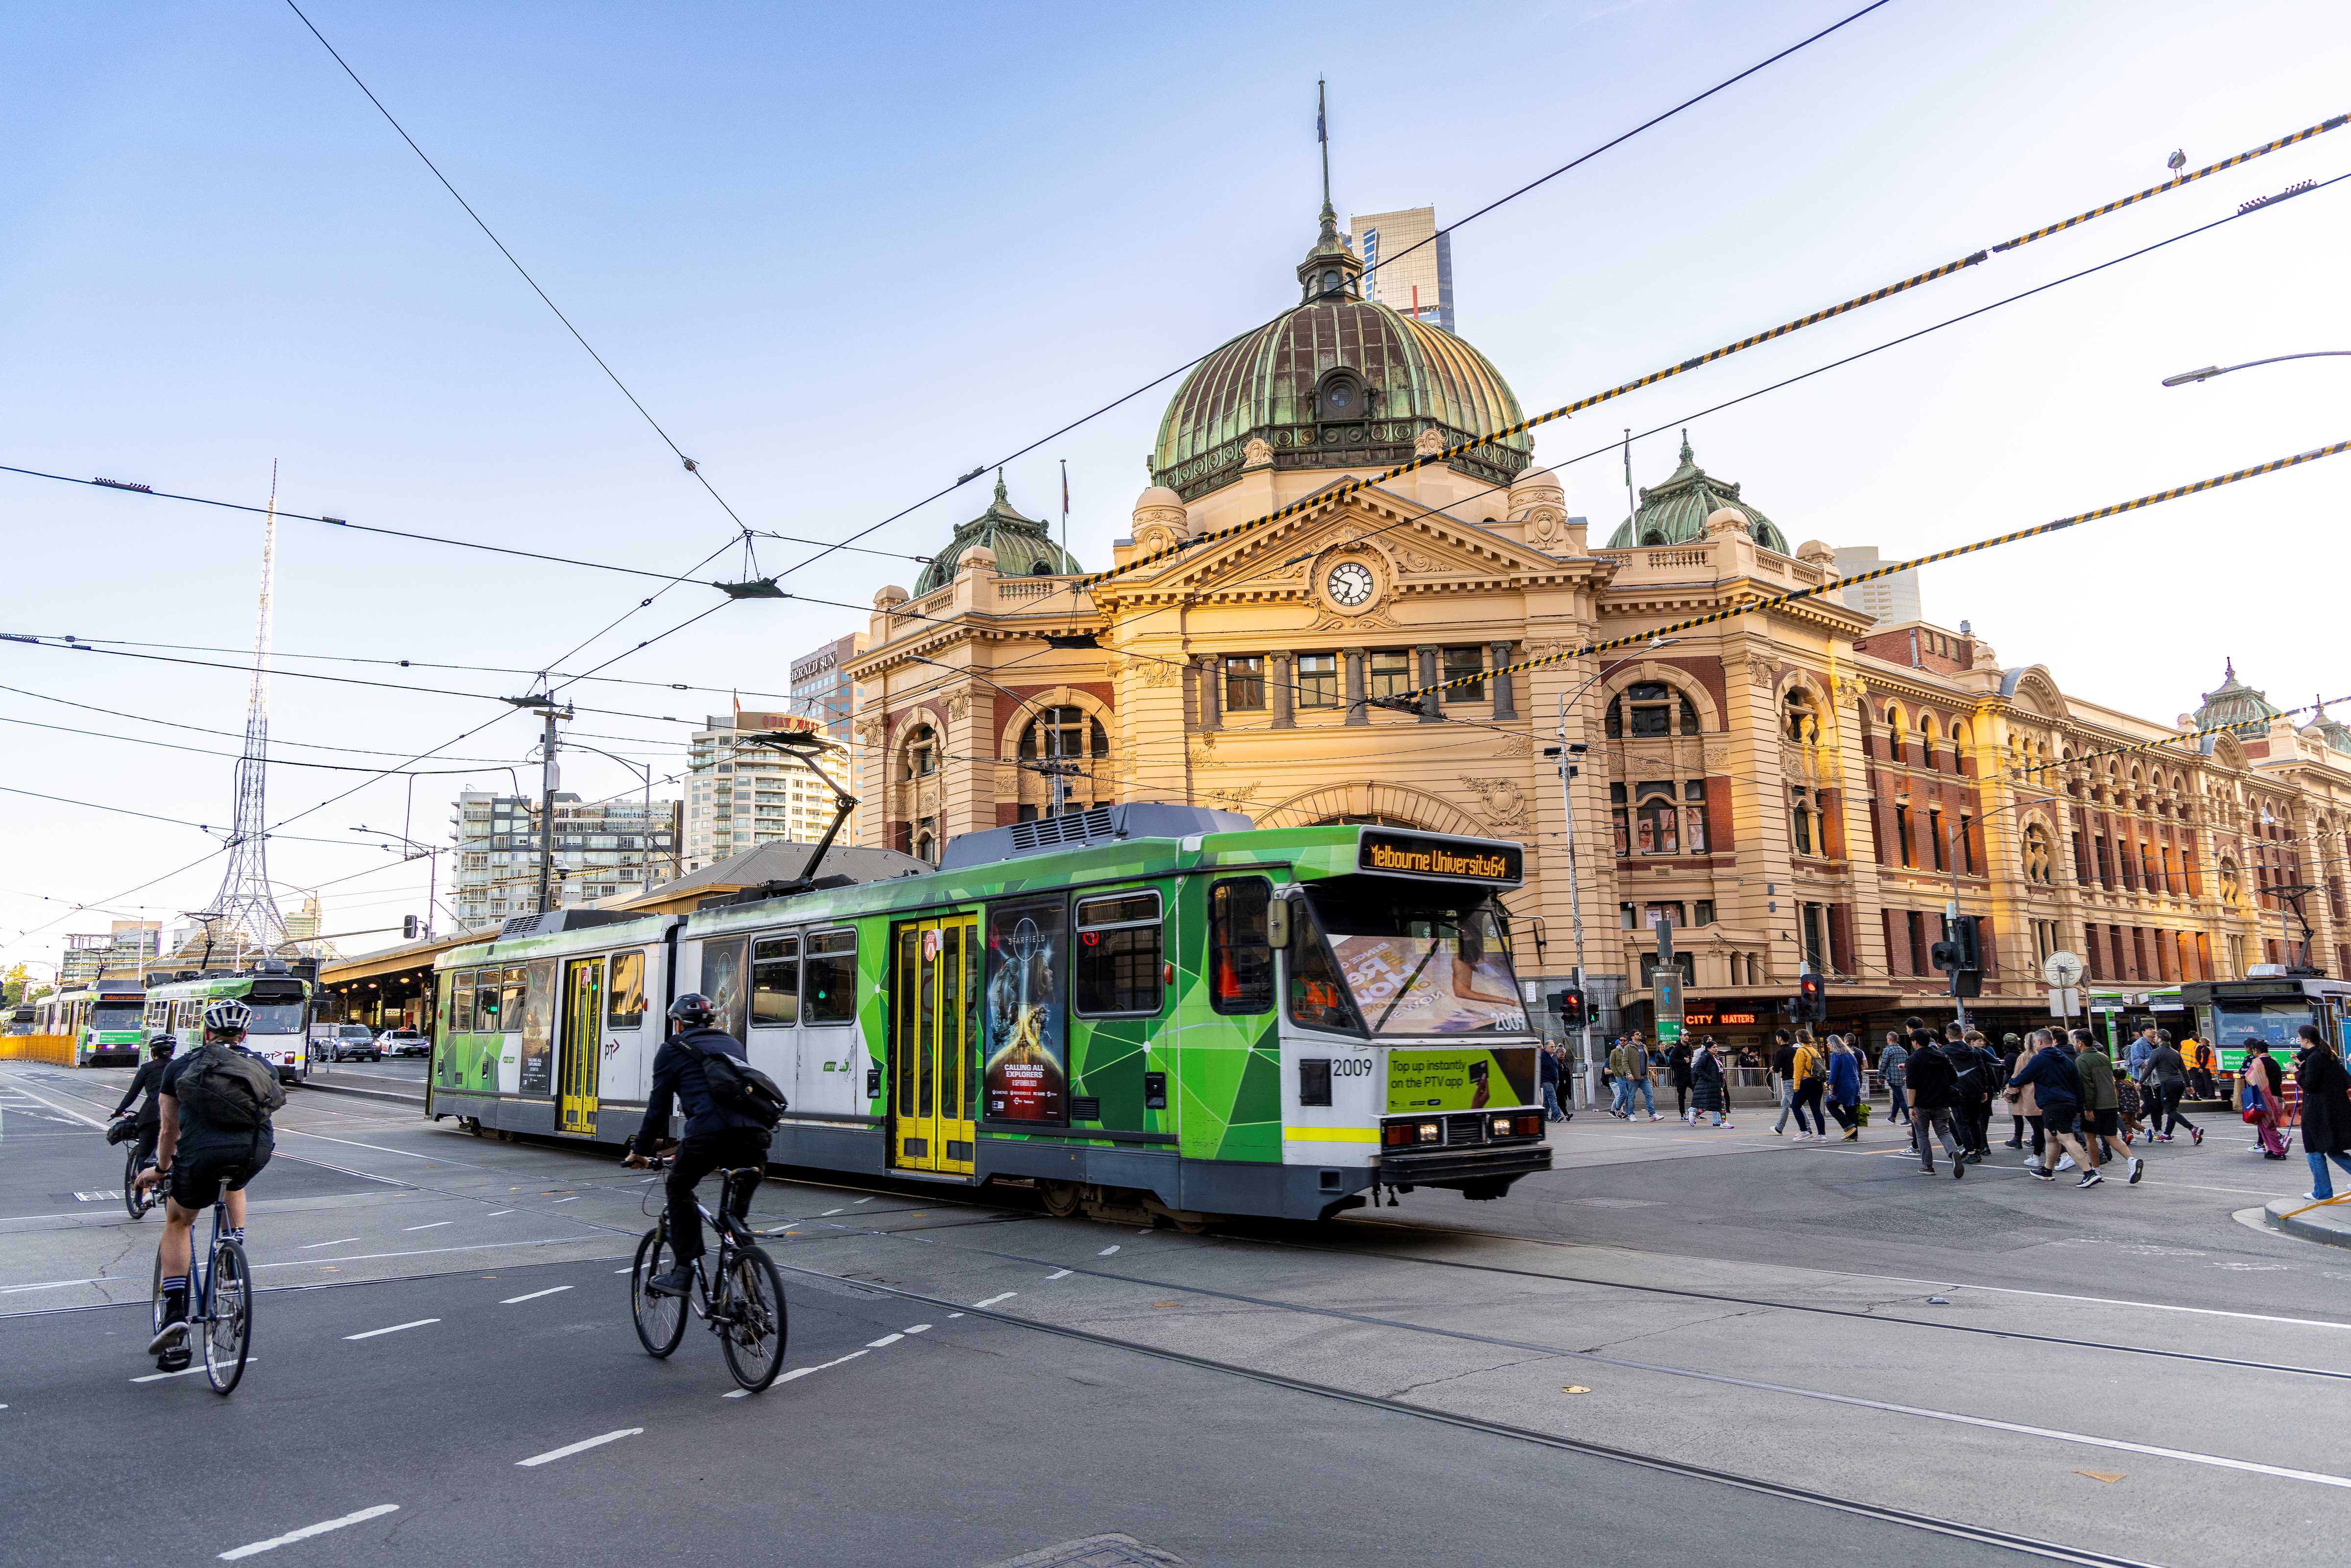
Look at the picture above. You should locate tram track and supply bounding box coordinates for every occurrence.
[763,1255,2175,1568]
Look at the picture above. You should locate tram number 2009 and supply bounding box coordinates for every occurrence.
[1331,1058,1376,1078]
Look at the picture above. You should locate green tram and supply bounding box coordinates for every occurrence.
[34,979,147,1067]
[426,807,1553,1223]
[144,963,316,1083]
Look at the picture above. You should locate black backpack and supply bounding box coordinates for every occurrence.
[692,1037,788,1129]
[177,1044,286,1132]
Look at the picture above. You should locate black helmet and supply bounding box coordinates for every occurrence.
[668,993,717,1029]
[149,1032,176,1056]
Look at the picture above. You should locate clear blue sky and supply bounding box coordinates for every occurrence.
[4,0,2347,969]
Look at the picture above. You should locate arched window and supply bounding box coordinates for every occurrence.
[1612,780,1705,855]
[903,724,937,780]
[1015,706,1111,822]
[1018,706,1108,762]
[1885,703,1907,760]
[1918,713,1942,771]
[1605,681,1703,738]
[2218,856,2242,905]
[1789,785,1816,856]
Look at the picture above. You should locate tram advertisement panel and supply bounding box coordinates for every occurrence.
[519,960,557,1096]
[983,898,1067,1123]
[1387,1047,1537,1114]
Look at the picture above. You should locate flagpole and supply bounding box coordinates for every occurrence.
[1317,78,1330,208]
[1059,459,1069,564]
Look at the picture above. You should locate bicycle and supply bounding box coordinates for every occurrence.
[145,1187,254,1394]
[111,1119,162,1222]
[628,1156,788,1392]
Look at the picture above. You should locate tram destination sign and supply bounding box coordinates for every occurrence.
[1357,830,1522,886]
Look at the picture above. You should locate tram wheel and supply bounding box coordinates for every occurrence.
[1039,1181,1081,1218]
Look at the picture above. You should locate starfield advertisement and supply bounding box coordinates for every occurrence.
[983,899,1067,1123]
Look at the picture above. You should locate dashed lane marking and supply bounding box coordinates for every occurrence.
[501,1286,573,1305]
[516,1428,642,1466]
[867,1333,903,1348]
[906,1324,932,1333]
[134,1359,259,1384]
[217,1503,399,1560]
[487,1210,516,1217]
[301,1238,361,1249]
[821,1209,843,1216]
[972,1292,1017,1308]
[1046,1269,1071,1280]
[1098,1246,1119,1256]
[549,1196,579,1205]
[402,1222,453,1232]
[344,1319,439,1341]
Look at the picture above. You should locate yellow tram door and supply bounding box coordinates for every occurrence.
[892,915,977,1174]
[558,958,603,1135]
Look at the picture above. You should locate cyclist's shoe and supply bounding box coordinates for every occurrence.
[147,1319,191,1356]
[157,1344,192,1373]
[646,1264,695,1299]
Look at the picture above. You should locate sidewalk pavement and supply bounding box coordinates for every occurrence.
[2264,1192,2351,1249]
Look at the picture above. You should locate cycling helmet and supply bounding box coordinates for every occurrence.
[148,1032,176,1056]
[667,993,717,1029]
[203,997,252,1036]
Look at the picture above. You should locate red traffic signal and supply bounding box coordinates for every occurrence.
[1796,972,1827,1022]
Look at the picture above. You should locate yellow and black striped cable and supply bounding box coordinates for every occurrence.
[1394,438,2351,702]
[1075,111,2347,597]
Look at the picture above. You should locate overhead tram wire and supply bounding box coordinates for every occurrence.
[0,712,538,776]
[1067,111,2351,605]
[744,0,1905,586]
[0,679,540,764]
[860,157,2351,739]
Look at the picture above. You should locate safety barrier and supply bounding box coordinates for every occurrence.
[0,1034,76,1065]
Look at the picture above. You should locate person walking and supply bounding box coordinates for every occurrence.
[2073,1030,2141,1184]
[1791,1032,1829,1142]
[2115,1066,2148,1147]
[1940,1032,1992,1164]
[1620,1035,1658,1121]
[2125,1023,2158,1094]
[2010,1029,2101,1188]
[1824,1034,1864,1141]
[1999,1034,2028,1147]
[2147,1033,2202,1146]
[1904,1027,1967,1179]
[1770,1030,1802,1136]
[1540,1043,1565,1123]
[2241,1043,2290,1161]
[1690,1038,1733,1128]
[2292,1024,2351,1201]
[1881,1030,1912,1126]
[1669,1040,1694,1122]
[1605,1038,1630,1118]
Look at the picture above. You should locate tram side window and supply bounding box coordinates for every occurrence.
[453,973,478,1033]
[1074,892,1164,1016]
[1286,895,1360,1032]
[502,967,528,1031]
[1209,879,1273,1015]
[752,936,800,1027]
[475,967,503,1031]
[804,931,857,1025]
[607,950,647,1029]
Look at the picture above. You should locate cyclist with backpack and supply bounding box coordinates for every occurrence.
[135,998,285,1370]
[623,993,785,1300]
[109,1033,178,1175]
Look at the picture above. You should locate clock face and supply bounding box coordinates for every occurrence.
[1326,560,1375,607]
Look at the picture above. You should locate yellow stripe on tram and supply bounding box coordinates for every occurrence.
[1285,1126,1381,1143]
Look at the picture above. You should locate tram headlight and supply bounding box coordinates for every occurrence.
[1418,1121,1442,1144]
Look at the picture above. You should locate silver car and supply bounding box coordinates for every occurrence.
[379,1027,430,1058]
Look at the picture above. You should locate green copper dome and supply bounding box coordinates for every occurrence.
[1607,433,1790,554]
[2307,698,2351,753]
[2191,659,2284,737]
[1150,209,1532,502]
[913,473,1081,596]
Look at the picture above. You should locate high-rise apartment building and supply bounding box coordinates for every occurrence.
[790,634,859,739]
[1347,206,1453,333]
[283,895,324,944]
[58,921,162,986]
[683,711,855,873]
[449,790,681,930]
[1834,546,1923,625]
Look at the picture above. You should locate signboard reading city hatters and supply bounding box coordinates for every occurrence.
[1357,830,1523,886]
[1387,1046,1538,1114]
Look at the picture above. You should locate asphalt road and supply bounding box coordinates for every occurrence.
[4,1065,2343,1568]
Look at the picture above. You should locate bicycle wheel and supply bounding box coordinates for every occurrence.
[123,1146,146,1220]
[203,1239,252,1394]
[718,1244,788,1393]
[630,1227,688,1358]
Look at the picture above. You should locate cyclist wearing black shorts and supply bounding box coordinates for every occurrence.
[623,993,770,1299]
[112,1034,176,1173]
[138,999,276,1370]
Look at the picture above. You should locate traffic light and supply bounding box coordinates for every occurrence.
[402,915,420,940]
[1932,914,1983,997]
[1796,972,1827,1022]
[1552,986,1586,1029]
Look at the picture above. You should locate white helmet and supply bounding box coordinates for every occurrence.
[203,998,252,1036]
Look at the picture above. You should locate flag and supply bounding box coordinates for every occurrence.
[1317,80,1326,143]
[1060,460,1070,517]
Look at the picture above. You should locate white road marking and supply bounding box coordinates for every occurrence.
[301,1238,361,1249]
[487,1210,516,1217]
[772,1348,868,1384]
[344,1319,439,1341]
[253,1238,599,1272]
[1046,1269,1071,1280]
[217,1503,399,1559]
[0,1078,106,1128]
[906,1324,932,1333]
[867,1333,904,1348]
[948,1312,964,1318]
[972,1292,1017,1308]
[278,1128,446,1161]
[2,1278,106,1296]
[501,1286,573,1305]
[549,1196,579,1205]
[516,1427,642,1467]
[134,1359,259,1383]
[821,1208,843,1216]
[1098,1246,1119,1256]
[854,1197,873,1204]
[403,1221,453,1232]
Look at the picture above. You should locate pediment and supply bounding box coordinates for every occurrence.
[1108,483,1576,603]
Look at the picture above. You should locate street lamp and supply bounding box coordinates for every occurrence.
[1545,635,1677,1107]
[906,654,1085,823]
[350,827,450,939]
[2160,351,2351,387]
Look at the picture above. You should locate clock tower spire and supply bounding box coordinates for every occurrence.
[1298,78,1364,303]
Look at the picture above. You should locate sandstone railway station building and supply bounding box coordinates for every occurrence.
[843,205,2351,1054]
